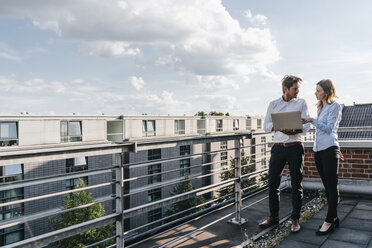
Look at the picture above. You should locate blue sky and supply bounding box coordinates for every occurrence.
[1,0,372,116]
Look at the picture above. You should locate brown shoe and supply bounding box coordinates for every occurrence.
[291,219,301,233]
[259,216,279,228]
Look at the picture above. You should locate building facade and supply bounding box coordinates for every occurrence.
[0,114,268,245]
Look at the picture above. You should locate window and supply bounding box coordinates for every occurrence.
[148,208,162,229]
[0,163,24,246]
[261,137,266,154]
[216,120,223,132]
[107,120,123,142]
[233,119,239,131]
[66,157,87,173]
[221,162,228,167]
[257,119,262,129]
[180,159,191,177]
[148,188,161,202]
[221,151,228,161]
[66,157,88,190]
[246,118,251,130]
[142,120,156,137]
[202,143,210,164]
[0,189,24,245]
[197,119,206,135]
[148,164,161,184]
[0,224,24,245]
[174,120,185,135]
[61,121,82,143]
[0,164,23,183]
[148,149,161,160]
[220,141,227,150]
[0,122,18,147]
[180,145,190,156]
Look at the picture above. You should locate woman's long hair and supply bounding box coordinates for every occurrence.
[316,79,337,108]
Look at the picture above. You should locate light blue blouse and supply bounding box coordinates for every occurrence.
[313,102,342,152]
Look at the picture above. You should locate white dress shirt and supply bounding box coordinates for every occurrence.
[264,97,311,143]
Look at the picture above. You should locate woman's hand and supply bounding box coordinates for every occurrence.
[302,118,314,124]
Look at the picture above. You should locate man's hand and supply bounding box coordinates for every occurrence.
[302,118,314,124]
[280,129,302,135]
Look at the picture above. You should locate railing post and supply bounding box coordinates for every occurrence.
[114,153,124,247]
[228,138,248,225]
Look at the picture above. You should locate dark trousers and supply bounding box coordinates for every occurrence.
[268,144,304,220]
[314,146,340,223]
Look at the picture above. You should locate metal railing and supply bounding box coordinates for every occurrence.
[0,133,272,248]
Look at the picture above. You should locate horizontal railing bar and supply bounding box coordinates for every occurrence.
[0,182,113,208]
[127,147,239,168]
[5,213,118,248]
[0,168,113,191]
[125,141,270,169]
[126,195,238,248]
[123,158,229,183]
[0,195,114,229]
[124,167,236,197]
[123,178,235,216]
[83,235,117,248]
[124,191,235,235]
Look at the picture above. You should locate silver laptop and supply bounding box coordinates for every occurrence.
[271,111,303,131]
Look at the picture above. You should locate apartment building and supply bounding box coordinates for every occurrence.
[0,114,267,245]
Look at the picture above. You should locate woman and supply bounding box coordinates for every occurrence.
[303,79,342,235]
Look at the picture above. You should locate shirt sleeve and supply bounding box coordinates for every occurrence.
[312,103,342,134]
[301,100,311,133]
[264,101,274,132]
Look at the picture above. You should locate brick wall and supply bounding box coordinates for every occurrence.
[284,147,372,180]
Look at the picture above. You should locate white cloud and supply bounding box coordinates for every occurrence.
[0,43,21,61]
[0,52,21,61]
[82,41,141,57]
[244,10,267,26]
[0,0,280,78]
[196,75,239,90]
[130,76,145,91]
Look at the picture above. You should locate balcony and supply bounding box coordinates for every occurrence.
[1,132,372,248]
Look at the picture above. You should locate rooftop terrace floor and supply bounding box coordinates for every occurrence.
[132,190,372,248]
[132,189,314,248]
[277,198,372,248]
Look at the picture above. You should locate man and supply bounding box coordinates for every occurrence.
[259,75,311,233]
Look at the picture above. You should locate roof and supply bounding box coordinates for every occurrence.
[338,130,372,140]
[339,103,372,127]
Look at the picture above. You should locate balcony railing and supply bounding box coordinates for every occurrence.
[0,134,275,248]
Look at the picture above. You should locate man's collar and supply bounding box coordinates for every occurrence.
[280,96,298,102]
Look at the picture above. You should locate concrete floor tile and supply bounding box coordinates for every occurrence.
[349,209,372,221]
[329,227,372,245]
[302,218,322,230]
[339,199,359,206]
[286,228,328,246]
[276,239,318,248]
[320,239,365,248]
[341,218,372,232]
[355,201,372,211]
[338,204,354,213]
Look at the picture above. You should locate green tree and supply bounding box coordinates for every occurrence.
[217,152,256,202]
[208,111,224,116]
[195,111,207,116]
[49,180,114,248]
[165,175,206,222]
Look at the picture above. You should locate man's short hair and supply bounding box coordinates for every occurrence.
[282,75,302,93]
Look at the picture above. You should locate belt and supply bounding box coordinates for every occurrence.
[275,142,302,147]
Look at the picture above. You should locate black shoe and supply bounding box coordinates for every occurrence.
[319,217,339,229]
[316,223,335,235]
[334,217,339,228]
[258,216,279,228]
